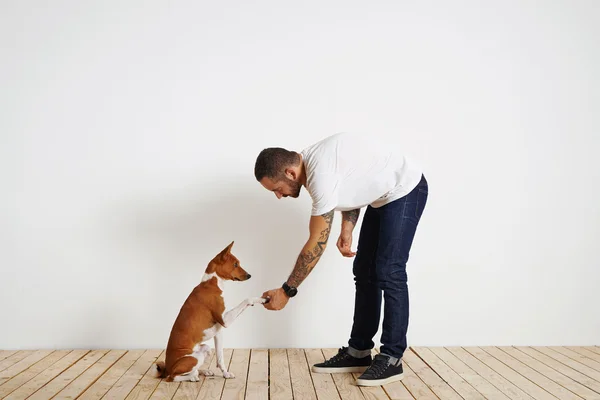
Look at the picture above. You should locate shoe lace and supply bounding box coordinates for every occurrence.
[325,347,349,365]
[366,355,389,376]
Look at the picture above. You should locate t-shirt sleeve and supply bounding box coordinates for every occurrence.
[309,174,340,216]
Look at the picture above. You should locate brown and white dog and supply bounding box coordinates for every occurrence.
[152,241,266,382]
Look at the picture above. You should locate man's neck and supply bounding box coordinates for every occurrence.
[299,154,307,186]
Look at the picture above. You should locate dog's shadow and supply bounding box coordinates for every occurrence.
[117,175,311,349]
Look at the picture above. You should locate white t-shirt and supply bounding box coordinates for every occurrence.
[300,132,423,216]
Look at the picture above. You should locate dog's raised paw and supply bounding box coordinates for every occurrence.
[223,371,236,379]
[249,297,268,305]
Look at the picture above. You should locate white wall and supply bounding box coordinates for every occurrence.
[1,0,599,350]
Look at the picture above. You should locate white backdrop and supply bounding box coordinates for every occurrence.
[1,1,599,350]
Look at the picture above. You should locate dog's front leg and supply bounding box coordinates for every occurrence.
[221,297,266,328]
[214,297,265,379]
[214,330,235,379]
[213,299,247,379]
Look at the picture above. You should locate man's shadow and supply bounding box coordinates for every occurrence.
[116,175,313,349]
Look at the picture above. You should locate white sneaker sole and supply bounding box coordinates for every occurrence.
[356,373,404,386]
[311,365,369,374]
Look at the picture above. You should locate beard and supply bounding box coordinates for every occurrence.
[284,177,302,198]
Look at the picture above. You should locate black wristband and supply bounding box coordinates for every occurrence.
[282,282,298,297]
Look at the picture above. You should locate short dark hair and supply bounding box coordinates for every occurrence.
[254,147,300,181]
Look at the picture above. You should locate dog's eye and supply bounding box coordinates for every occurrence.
[234,263,239,268]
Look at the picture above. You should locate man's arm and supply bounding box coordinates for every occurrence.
[262,209,334,310]
[286,209,334,287]
[341,209,360,233]
[336,209,360,257]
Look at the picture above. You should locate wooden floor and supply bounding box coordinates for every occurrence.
[1,347,600,399]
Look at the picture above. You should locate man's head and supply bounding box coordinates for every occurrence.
[254,147,303,199]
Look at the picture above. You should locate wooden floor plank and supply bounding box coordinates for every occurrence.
[515,347,600,395]
[483,346,582,400]
[54,349,129,399]
[322,348,365,400]
[172,350,215,400]
[0,350,53,385]
[170,381,199,400]
[148,379,179,399]
[0,350,70,398]
[356,385,390,400]
[499,347,600,400]
[0,351,18,362]
[288,348,318,400]
[26,349,108,400]
[172,380,204,400]
[569,348,600,363]
[379,379,414,400]
[245,349,270,400]
[124,350,168,400]
[148,367,181,400]
[269,349,293,400]
[446,347,534,400]
[221,348,251,400]
[554,347,600,372]
[367,348,413,400]
[3,350,89,400]
[464,347,556,400]
[406,348,465,400]
[195,348,233,400]
[2,347,598,399]
[330,371,365,400]
[305,349,340,400]
[428,347,511,400]
[80,349,159,400]
[352,351,389,400]
[79,350,143,399]
[534,347,600,383]
[0,351,35,372]
[412,347,483,400]
[395,358,436,400]
[585,347,600,356]
[352,372,390,400]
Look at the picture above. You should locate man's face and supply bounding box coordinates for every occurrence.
[260,176,302,199]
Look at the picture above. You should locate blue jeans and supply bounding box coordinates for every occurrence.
[348,174,428,359]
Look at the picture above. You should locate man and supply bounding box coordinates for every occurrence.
[254,132,428,386]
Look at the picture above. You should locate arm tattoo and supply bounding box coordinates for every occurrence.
[342,209,360,227]
[287,210,334,287]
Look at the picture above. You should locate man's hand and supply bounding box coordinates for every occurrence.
[337,232,356,257]
[339,209,360,258]
[262,288,289,311]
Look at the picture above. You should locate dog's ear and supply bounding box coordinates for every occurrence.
[218,241,234,262]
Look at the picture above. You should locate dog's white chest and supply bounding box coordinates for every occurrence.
[201,324,220,342]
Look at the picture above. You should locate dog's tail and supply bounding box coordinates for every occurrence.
[151,360,167,379]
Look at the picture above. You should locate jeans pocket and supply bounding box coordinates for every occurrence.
[415,188,428,220]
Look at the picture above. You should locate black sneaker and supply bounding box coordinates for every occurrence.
[356,354,404,386]
[312,347,372,373]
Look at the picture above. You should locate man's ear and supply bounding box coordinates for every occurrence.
[285,167,297,181]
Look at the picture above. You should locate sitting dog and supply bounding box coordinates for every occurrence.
[152,241,265,382]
